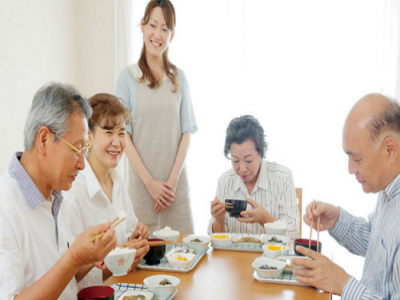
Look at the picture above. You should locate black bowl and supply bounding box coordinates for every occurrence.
[77,286,114,300]
[143,238,166,265]
[225,199,247,218]
[294,238,322,256]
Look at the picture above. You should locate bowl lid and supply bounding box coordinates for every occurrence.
[77,286,114,299]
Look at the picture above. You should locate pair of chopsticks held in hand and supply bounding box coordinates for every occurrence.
[90,216,126,243]
[219,201,233,208]
[309,200,321,253]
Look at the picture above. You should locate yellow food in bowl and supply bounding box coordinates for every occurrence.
[176,254,188,261]
[267,245,285,251]
[212,234,228,239]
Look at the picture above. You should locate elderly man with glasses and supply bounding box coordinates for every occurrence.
[0,83,117,300]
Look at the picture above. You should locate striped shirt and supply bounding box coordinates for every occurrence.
[207,160,299,238]
[329,172,400,300]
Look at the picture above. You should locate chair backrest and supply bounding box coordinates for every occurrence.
[295,188,302,238]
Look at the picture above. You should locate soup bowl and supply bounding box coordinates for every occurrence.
[143,239,166,265]
[294,238,322,256]
[225,199,247,218]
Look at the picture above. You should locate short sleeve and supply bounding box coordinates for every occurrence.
[0,204,24,299]
[177,69,197,134]
[115,68,137,137]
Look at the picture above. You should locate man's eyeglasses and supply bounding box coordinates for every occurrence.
[51,131,90,159]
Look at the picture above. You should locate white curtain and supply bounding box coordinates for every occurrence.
[115,1,399,241]
[382,0,400,100]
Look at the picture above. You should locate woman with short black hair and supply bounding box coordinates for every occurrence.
[208,115,299,238]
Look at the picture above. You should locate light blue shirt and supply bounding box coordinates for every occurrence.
[329,173,400,299]
[115,67,197,137]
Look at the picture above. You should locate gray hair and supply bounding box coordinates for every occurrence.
[23,82,92,151]
[367,95,400,144]
[224,115,268,159]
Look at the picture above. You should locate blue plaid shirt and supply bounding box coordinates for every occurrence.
[329,173,400,300]
[8,152,63,248]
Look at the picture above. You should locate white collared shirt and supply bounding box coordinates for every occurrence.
[207,160,299,238]
[62,159,138,287]
[0,153,77,300]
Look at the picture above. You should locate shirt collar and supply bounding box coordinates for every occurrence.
[233,160,269,193]
[383,172,400,201]
[84,159,119,200]
[8,152,63,211]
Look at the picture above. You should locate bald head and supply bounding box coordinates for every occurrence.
[345,93,400,146]
[343,93,400,193]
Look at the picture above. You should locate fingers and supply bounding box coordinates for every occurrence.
[162,182,173,190]
[162,184,176,199]
[246,198,256,207]
[294,245,322,260]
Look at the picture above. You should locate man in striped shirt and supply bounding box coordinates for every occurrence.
[292,93,400,299]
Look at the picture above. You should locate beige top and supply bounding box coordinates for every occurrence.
[116,64,196,234]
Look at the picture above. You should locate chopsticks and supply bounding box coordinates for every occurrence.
[90,216,126,243]
[219,202,233,208]
[308,200,321,253]
[148,240,175,247]
[121,239,175,248]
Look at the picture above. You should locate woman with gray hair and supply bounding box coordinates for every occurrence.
[208,115,299,238]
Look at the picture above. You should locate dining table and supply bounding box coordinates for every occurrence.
[104,235,331,300]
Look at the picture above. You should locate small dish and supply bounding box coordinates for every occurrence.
[144,275,180,298]
[261,234,290,247]
[211,233,231,247]
[183,235,211,254]
[294,238,322,256]
[104,248,137,277]
[118,290,154,300]
[164,247,194,258]
[252,257,285,278]
[262,244,289,259]
[264,221,288,236]
[166,252,196,269]
[225,199,247,217]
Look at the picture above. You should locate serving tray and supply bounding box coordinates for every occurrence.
[137,244,207,273]
[111,283,177,300]
[212,233,264,252]
[253,271,310,287]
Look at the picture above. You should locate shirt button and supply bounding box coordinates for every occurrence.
[45,201,51,207]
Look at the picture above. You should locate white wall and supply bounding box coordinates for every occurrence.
[0,0,115,173]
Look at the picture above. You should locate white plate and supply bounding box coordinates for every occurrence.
[118,290,154,300]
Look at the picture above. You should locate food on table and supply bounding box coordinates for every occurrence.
[122,296,146,300]
[159,278,172,285]
[267,245,285,251]
[268,236,283,243]
[285,263,294,269]
[232,237,262,244]
[267,220,286,229]
[176,254,188,261]
[109,246,131,255]
[155,226,177,236]
[190,238,202,243]
[259,264,277,270]
[212,234,229,239]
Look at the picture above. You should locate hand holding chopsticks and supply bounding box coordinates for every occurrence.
[90,216,126,243]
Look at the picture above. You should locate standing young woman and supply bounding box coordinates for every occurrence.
[116,0,197,234]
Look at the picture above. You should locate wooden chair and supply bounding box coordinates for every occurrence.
[296,188,302,238]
